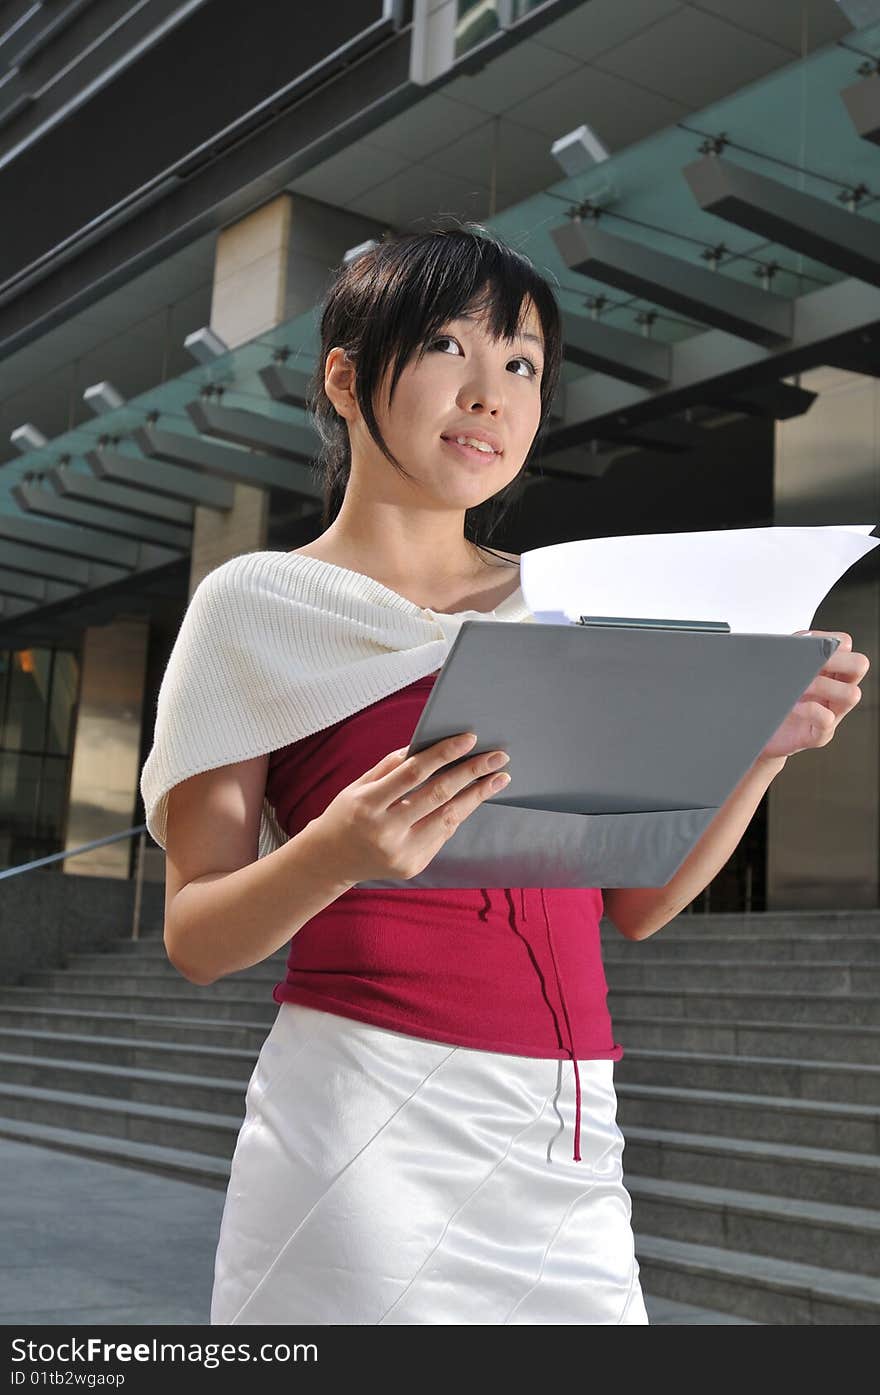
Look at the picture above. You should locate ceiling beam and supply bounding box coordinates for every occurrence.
[0,523,175,576]
[683,153,880,287]
[546,274,880,444]
[9,477,193,551]
[593,418,702,453]
[840,71,880,147]
[820,344,880,377]
[529,442,623,481]
[552,217,793,346]
[0,567,81,604]
[185,397,320,461]
[561,309,671,388]
[700,379,817,420]
[49,461,196,526]
[131,421,322,498]
[258,361,313,410]
[85,443,236,508]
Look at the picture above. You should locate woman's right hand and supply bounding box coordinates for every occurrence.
[311,732,511,884]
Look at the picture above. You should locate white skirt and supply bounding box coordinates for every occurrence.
[210,1001,648,1325]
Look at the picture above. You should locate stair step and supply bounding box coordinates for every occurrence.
[10,907,879,1329]
[613,1014,880,1064]
[0,986,277,1023]
[69,951,287,977]
[0,1027,257,1078]
[0,1116,230,1189]
[604,911,880,936]
[624,1126,880,1207]
[616,1082,880,1153]
[19,969,279,1001]
[0,1049,251,1112]
[605,960,880,992]
[0,1080,241,1157]
[641,1293,759,1324]
[634,1234,880,1324]
[0,1004,271,1050]
[617,1047,880,1105]
[602,934,880,962]
[628,1175,880,1277]
[608,987,880,1026]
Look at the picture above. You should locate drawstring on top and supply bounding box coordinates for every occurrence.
[495,886,583,1163]
[540,886,582,1162]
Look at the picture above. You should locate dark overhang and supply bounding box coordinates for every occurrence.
[0,2,412,360]
[542,275,880,449]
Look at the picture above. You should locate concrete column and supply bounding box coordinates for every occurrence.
[188,194,292,595]
[189,193,386,596]
[63,616,150,879]
[767,367,880,909]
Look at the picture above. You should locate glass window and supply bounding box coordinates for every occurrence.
[0,652,8,738]
[0,646,80,871]
[37,755,71,840]
[0,751,41,828]
[455,1,500,59]
[47,651,79,757]
[454,0,546,59]
[3,649,51,752]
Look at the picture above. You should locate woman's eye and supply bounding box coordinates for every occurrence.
[430,337,537,377]
[510,357,537,378]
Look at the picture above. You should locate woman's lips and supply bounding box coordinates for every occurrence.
[441,437,501,462]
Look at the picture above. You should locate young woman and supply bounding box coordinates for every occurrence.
[148,222,868,1326]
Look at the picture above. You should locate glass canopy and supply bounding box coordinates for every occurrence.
[4,18,880,527]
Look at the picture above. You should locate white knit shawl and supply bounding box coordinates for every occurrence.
[140,549,534,860]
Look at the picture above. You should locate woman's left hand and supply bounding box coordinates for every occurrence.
[756,630,871,763]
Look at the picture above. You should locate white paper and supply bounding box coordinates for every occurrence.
[520,525,879,634]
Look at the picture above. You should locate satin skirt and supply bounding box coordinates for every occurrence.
[210,1001,648,1325]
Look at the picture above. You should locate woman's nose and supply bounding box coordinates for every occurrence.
[457,380,503,414]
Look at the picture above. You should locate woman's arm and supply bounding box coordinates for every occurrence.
[603,753,786,941]
[603,626,870,942]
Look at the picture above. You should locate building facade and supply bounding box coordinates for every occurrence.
[1,0,878,910]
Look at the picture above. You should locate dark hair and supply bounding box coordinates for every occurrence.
[306,219,562,565]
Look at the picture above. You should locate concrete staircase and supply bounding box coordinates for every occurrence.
[0,909,877,1323]
[604,909,880,1325]
[0,933,276,1188]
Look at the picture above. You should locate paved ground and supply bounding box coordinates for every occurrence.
[1,1138,736,1325]
[2,1138,222,1325]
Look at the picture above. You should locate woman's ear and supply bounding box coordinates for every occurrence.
[324,347,357,421]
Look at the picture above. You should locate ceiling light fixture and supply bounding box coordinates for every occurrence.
[551,123,610,177]
[343,238,380,266]
[83,382,125,416]
[184,326,230,364]
[10,424,48,454]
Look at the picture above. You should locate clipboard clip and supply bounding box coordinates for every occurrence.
[576,615,731,633]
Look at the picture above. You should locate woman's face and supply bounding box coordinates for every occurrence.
[356,296,546,510]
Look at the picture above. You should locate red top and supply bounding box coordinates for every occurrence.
[266,672,623,1162]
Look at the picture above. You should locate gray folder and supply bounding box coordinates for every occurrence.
[354,621,839,890]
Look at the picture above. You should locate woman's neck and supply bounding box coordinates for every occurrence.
[287,535,520,614]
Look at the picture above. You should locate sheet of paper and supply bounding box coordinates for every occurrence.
[520,524,879,634]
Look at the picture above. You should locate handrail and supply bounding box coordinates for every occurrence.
[0,823,163,941]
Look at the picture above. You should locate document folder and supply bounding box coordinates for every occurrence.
[354,620,840,891]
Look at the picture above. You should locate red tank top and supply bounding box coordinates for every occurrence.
[265,672,623,1161]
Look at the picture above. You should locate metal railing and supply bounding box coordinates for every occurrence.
[0,825,161,940]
